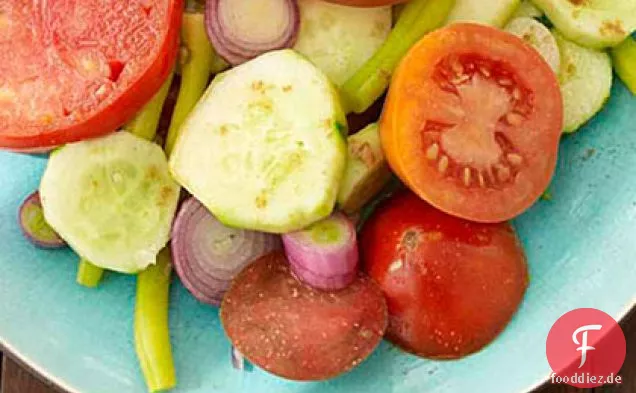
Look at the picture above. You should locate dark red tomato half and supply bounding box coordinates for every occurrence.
[0,0,183,152]
[360,190,528,359]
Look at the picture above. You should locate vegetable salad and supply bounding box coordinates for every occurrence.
[3,0,635,391]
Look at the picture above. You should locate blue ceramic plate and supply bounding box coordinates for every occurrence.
[1,81,635,393]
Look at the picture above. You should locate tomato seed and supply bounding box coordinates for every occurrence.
[479,66,491,78]
[495,164,511,182]
[438,156,449,174]
[506,112,524,126]
[426,143,439,160]
[506,153,523,166]
[463,168,471,186]
[498,78,513,86]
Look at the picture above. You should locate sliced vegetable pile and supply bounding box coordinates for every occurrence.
[6,0,636,391]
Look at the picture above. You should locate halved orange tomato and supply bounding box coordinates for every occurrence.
[381,23,563,223]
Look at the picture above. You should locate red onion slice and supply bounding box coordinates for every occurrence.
[282,213,358,290]
[19,191,67,249]
[172,197,281,305]
[205,0,300,65]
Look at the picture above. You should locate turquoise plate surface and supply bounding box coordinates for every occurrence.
[0,82,635,393]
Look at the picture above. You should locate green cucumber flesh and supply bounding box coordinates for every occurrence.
[512,1,543,19]
[554,30,613,133]
[506,17,561,73]
[337,123,391,214]
[612,37,636,95]
[293,0,391,86]
[446,0,520,27]
[40,132,180,273]
[533,0,636,48]
[170,49,347,233]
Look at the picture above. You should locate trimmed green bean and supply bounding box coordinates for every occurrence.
[135,248,176,392]
[165,12,216,156]
[612,37,636,95]
[126,72,176,141]
[340,0,455,114]
[76,258,105,288]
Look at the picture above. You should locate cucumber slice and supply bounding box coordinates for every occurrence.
[512,1,543,19]
[337,123,391,214]
[612,37,636,95]
[446,0,520,27]
[533,0,636,48]
[293,0,391,86]
[506,17,561,73]
[554,31,612,133]
[169,49,347,233]
[40,132,180,273]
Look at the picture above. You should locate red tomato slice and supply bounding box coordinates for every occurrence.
[0,0,182,151]
[360,191,528,359]
[381,23,563,223]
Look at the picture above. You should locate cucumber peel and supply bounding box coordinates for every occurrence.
[170,50,347,233]
[40,132,180,273]
[293,0,391,86]
[506,17,561,73]
[337,123,391,214]
[446,0,520,27]
[533,0,636,48]
[611,37,636,95]
[554,30,612,132]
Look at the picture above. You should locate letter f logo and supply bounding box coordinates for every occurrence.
[572,324,603,368]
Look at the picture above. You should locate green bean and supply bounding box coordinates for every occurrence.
[76,258,105,288]
[75,73,174,288]
[612,37,636,95]
[340,0,455,114]
[165,11,216,156]
[126,72,176,141]
[135,248,176,392]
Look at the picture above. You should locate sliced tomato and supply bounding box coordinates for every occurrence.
[221,251,388,381]
[0,0,182,152]
[381,23,563,223]
[360,190,528,359]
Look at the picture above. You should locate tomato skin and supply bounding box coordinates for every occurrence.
[360,191,528,359]
[381,23,563,223]
[323,0,407,6]
[0,0,183,152]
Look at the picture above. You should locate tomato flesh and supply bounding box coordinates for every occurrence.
[381,23,563,223]
[360,191,528,359]
[0,0,182,151]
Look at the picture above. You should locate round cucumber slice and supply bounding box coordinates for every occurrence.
[446,0,520,27]
[554,31,612,133]
[511,1,543,19]
[293,0,391,86]
[40,132,180,273]
[533,0,636,48]
[506,17,561,73]
[170,49,347,233]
